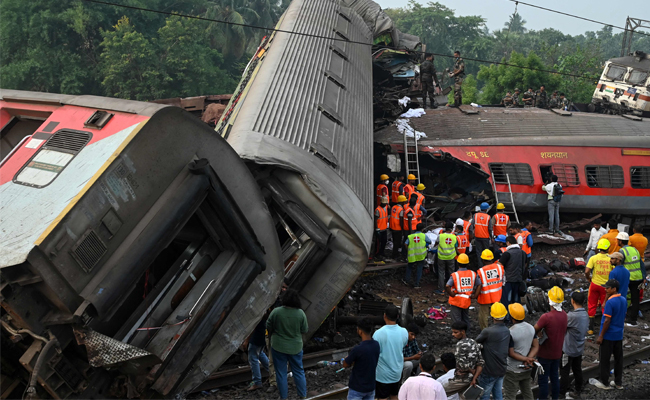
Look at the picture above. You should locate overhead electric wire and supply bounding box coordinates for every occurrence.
[505,0,650,37]
[79,0,600,80]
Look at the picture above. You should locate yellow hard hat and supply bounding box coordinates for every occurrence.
[407,174,416,180]
[496,203,505,210]
[481,249,494,260]
[457,253,470,264]
[548,286,564,303]
[597,238,610,251]
[508,303,525,320]
[397,195,407,202]
[380,174,389,180]
[490,302,508,319]
[416,183,426,191]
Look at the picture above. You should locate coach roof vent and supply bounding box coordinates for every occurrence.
[85,110,114,129]
[45,130,92,153]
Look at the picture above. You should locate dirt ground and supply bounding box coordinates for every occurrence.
[195,241,650,399]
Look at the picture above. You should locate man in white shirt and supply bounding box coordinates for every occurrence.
[583,219,607,262]
[437,353,460,400]
[398,352,447,400]
[541,175,562,235]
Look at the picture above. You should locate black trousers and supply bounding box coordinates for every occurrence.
[599,339,623,385]
[474,238,490,268]
[374,230,387,258]
[421,80,436,107]
[560,355,583,394]
[391,230,403,258]
[628,280,643,323]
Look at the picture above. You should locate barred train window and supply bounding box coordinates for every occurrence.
[551,164,580,186]
[489,163,534,185]
[585,165,624,188]
[631,167,650,189]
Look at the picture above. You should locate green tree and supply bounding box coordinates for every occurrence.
[447,74,479,105]
[553,46,601,103]
[504,12,527,34]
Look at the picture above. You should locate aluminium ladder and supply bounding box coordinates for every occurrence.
[403,130,420,183]
[491,172,520,224]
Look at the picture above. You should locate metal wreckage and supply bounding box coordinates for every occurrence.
[0,0,426,398]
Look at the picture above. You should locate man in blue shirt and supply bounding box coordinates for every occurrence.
[373,305,409,400]
[343,318,380,400]
[607,252,630,298]
[594,279,627,390]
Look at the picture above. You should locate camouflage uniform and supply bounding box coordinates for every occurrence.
[560,96,570,109]
[522,90,535,106]
[536,89,548,108]
[548,95,559,109]
[443,337,485,395]
[452,57,466,107]
[512,90,521,107]
[420,60,440,109]
[502,93,514,107]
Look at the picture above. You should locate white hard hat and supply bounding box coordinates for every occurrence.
[616,232,630,241]
[455,218,464,226]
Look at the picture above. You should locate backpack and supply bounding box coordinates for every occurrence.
[552,183,564,202]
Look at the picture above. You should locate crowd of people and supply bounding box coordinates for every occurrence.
[238,175,647,400]
[500,86,571,109]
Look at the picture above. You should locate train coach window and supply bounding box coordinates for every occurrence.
[627,70,649,86]
[605,64,626,81]
[540,164,580,186]
[585,165,624,188]
[631,167,650,188]
[489,163,534,185]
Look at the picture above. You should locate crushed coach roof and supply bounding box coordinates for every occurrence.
[375,106,650,148]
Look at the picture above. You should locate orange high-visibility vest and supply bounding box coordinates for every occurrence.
[376,184,389,207]
[456,233,469,255]
[391,181,403,203]
[500,247,507,254]
[493,213,509,237]
[449,269,476,309]
[463,220,471,236]
[473,213,490,239]
[410,192,425,222]
[376,205,388,231]
[517,230,532,255]
[390,205,403,230]
[477,263,505,305]
[402,205,417,231]
[404,183,415,199]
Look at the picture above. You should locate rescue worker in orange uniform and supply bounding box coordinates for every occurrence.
[403,197,418,237]
[600,219,622,254]
[472,250,505,330]
[470,202,493,268]
[373,196,389,261]
[376,174,390,207]
[455,224,470,259]
[391,176,405,205]
[461,211,472,236]
[390,195,407,260]
[516,221,534,267]
[491,203,510,238]
[494,234,508,261]
[403,174,417,199]
[446,253,478,333]
[409,183,427,225]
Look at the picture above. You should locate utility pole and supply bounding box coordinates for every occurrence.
[620,17,650,57]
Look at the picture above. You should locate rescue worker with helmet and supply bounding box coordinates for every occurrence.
[409,183,427,225]
[376,174,390,207]
[516,221,534,267]
[492,203,510,238]
[447,253,478,333]
[404,223,432,289]
[475,302,511,400]
[436,221,459,295]
[455,224,470,260]
[617,232,647,326]
[403,174,417,199]
[390,195,407,260]
[534,286,568,400]
[585,238,614,334]
[494,234,507,261]
[373,196,390,261]
[472,249,505,330]
[402,196,418,236]
[470,202,493,268]
[391,176,405,205]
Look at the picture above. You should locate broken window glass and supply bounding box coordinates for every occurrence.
[626,70,649,86]
[605,65,627,81]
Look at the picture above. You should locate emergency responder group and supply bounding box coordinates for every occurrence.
[501,86,571,109]
[418,51,465,108]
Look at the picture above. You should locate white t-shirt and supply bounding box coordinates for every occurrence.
[436,369,460,400]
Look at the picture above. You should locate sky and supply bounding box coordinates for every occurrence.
[374,0,650,36]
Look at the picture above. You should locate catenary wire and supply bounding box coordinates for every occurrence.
[505,0,650,37]
[80,0,601,80]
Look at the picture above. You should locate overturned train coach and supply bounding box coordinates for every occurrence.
[0,0,379,397]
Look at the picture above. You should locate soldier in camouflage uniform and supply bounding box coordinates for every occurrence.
[536,85,548,109]
[443,321,485,396]
[450,50,465,107]
[522,88,535,107]
[559,93,570,109]
[512,88,521,107]
[549,91,559,109]
[501,91,514,107]
[419,53,440,109]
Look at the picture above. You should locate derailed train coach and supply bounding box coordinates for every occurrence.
[0,90,283,398]
[0,0,395,397]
